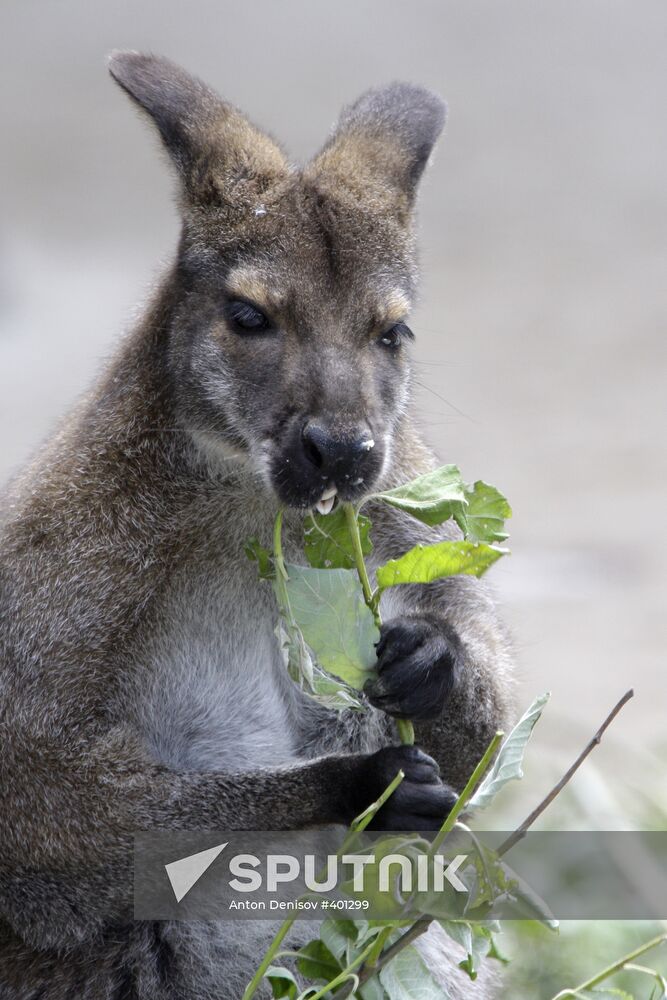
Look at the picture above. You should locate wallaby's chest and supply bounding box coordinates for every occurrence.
[129,517,300,773]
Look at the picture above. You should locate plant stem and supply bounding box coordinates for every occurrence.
[342,502,415,746]
[342,502,379,626]
[273,508,286,578]
[430,730,504,855]
[395,718,415,745]
[271,508,291,615]
[350,693,634,999]
[549,933,667,999]
[350,768,405,833]
[365,925,394,969]
[241,917,295,1000]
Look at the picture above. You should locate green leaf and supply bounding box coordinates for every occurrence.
[456,481,512,544]
[371,465,466,527]
[284,564,379,689]
[359,977,386,1000]
[295,939,342,983]
[468,692,550,811]
[376,540,506,590]
[485,928,511,965]
[244,537,274,580]
[438,920,486,979]
[493,870,558,929]
[437,919,472,956]
[437,920,499,979]
[379,944,452,999]
[340,835,429,921]
[265,965,299,999]
[303,506,373,570]
[449,831,558,930]
[461,926,494,980]
[319,919,357,962]
[275,622,315,690]
[274,623,365,711]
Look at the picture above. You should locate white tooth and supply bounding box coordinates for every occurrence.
[315,495,336,516]
[320,485,337,501]
[360,438,375,451]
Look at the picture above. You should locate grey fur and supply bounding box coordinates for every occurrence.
[0,53,513,999]
[328,81,447,194]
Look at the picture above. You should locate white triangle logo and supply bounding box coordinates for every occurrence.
[165,842,227,903]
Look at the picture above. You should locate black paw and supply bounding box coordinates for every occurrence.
[364,615,462,721]
[352,745,457,832]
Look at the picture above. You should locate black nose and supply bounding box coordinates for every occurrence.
[301,422,375,483]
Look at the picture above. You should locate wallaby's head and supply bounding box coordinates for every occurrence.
[109,53,445,512]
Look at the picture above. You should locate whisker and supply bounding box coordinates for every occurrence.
[412,359,471,369]
[412,378,477,424]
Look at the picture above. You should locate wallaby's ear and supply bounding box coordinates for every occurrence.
[307,83,446,216]
[108,51,287,205]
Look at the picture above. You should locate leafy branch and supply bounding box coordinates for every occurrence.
[339,729,505,997]
[242,771,406,1000]
[243,467,653,999]
[254,686,636,1000]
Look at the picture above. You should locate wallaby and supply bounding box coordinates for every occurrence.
[0,53,514,999]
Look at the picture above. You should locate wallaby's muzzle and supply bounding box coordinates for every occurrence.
[267,416,384,512]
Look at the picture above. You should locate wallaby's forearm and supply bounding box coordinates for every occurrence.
[0,724,355,950]
[0,726,350,868]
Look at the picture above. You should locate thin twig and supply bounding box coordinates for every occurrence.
[498,688,634,857]
[549,932,667,999]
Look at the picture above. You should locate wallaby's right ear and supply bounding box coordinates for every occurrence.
[306,83,446,221]
[108,51,287,205]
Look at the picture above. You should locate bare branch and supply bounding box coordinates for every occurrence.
[498,688,634,857]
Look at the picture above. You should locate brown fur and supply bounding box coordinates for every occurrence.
[0,53,512,999]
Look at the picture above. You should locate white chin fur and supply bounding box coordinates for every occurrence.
[190,429,248,471]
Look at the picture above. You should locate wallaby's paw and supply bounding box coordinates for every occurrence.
[365,615,462,721]
[352,745,457,831]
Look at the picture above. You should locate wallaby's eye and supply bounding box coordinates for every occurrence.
[377,322,413,350]
[225,299,271,334]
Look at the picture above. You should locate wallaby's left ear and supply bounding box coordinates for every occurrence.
[108,51,287,205]
[307,82,446,213]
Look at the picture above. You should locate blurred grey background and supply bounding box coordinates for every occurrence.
[1,0,665,823]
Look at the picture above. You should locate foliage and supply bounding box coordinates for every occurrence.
[252,465,511,715]
[243,466,659,1000]
[375,540,505,590]
[469,693,551,811]
[304,506,373,570]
